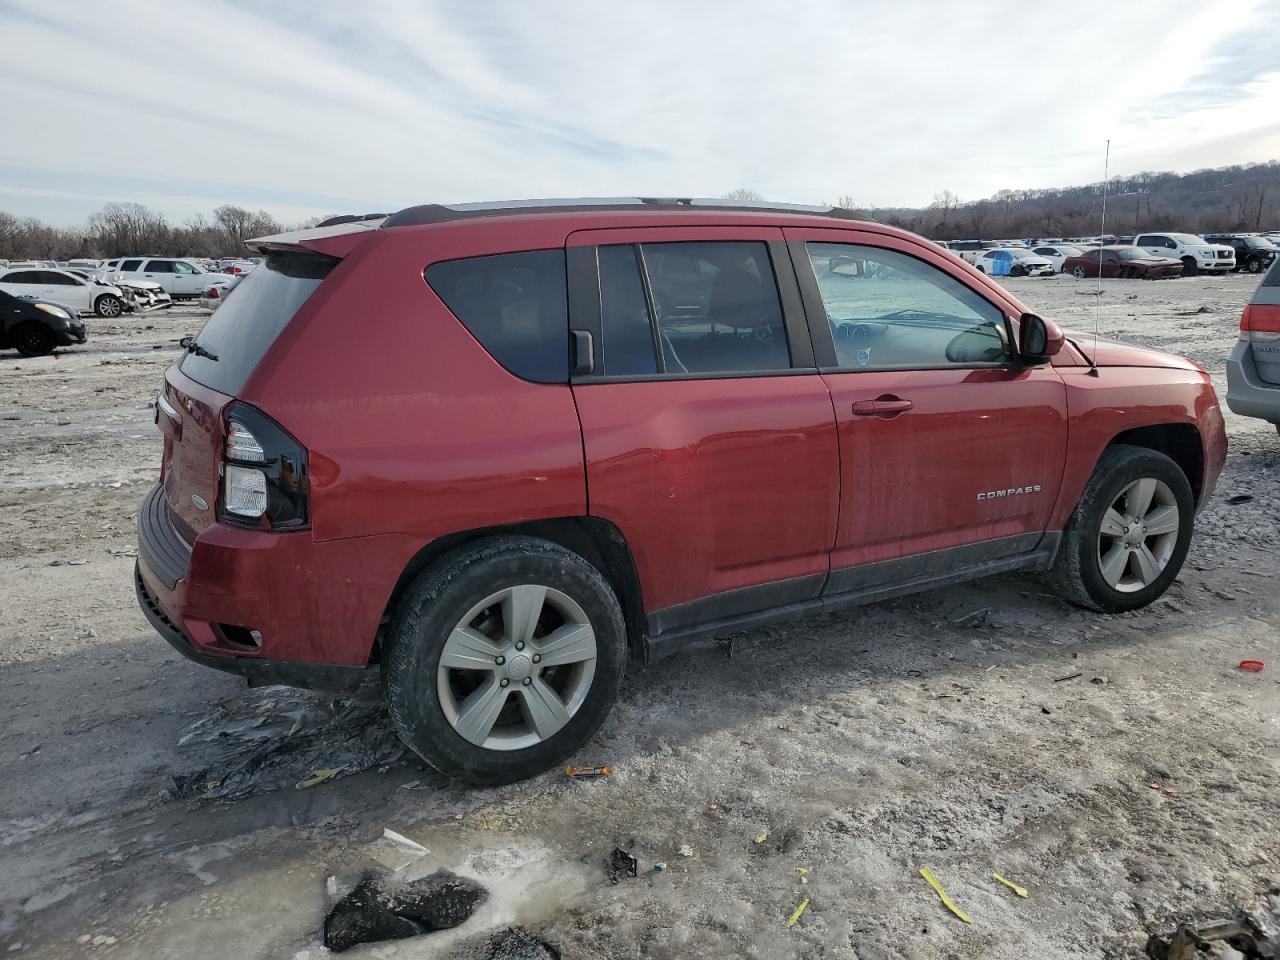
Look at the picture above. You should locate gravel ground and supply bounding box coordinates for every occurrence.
[1,274,1277,959]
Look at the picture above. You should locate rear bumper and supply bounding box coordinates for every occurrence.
[134,483,421,690]
[1226,340,1280,423]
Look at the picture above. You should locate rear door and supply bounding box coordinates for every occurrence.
[567,226,840,634]
[785,227,1069,590]
[142,259,176,294]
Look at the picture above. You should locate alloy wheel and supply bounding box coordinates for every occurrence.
[1096,477,1180,592]
[436,584,597,750]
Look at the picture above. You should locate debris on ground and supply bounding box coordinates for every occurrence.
[678,844,694,858]
[607,847,638,884]
[1144,913,1278,959]
[785,896,810,928]
[1240,660,1265,672]
[919,867,973,924]
[564,765,612,779]
[754,831,770,845]
[382,828,430,857]
[1054,672,1084,683]
[168,687,405,801]
[1225,494,1254,505]
[323,870,488,952]
[482,927,562,960]
[992,872,1029,898]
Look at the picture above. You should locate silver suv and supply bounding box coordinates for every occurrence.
[1226,257,1280,430]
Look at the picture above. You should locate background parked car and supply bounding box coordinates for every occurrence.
[67,269,172,311]
[0,287,86,356]
[219,259,258,276]
[1031,244,1085,272]
[1226,257,1280,431]
[108,257,233,299]
[199,274,241,310]
[1126,233,1234,275]
[0,267,129,317]
[972,247,1055,276]
[1204,234,1278,274]
[1061,246,1184,280]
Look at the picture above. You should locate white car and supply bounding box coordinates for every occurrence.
[972,247,1055,277]
[199,273,242,310]
[0,267,129,317]
[1031,244,1086,273]
[67,269,172,312]
[106,257,234,299]
[1128,233,1234,275]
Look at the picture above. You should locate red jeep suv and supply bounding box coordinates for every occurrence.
[136,199,1227,784]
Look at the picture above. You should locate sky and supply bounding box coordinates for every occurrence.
[2,0,1280,226]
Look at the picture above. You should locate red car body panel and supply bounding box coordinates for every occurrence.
[135,206,1228,681]
[1062,251,1183,279]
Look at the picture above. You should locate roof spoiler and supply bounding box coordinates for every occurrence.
[245,216,387,258]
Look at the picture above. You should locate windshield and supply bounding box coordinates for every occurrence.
[179,250,336,395]
[1173,234,1206,245]
[1246,237,1275,249]
[1117,248,1152,260]
[1006,248,1037,259]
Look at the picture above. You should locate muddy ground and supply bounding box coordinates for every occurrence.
[1,274,1278,959]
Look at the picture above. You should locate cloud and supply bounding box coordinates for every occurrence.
[2,0,1278,224]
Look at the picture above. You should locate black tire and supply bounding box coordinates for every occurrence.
[1010,264,1028,277]
[1181,257,1198,277]
[976,265,986,274]
[1247,258,1263,274]
[14,324,55,357]
[1072,266,1087,279]
[95,294,123,318]
[384,535,626,785]
[1046,445,1194,613]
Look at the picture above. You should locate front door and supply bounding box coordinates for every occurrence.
[568,227,841,636]
[785,228,1069,593]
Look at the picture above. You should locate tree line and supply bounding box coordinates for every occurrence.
[3,160,1277,260]
[0,202,326,261]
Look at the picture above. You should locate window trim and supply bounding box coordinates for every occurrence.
[570,235,816,384]
[786,238,1019,373]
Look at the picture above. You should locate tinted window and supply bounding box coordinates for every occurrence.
[598,244,658,376]
[426,249,568,383]
[1136,235,1158,246]
[120,259,143,272]
[145,260,175,273]
[806,243,1008,369]
[180,251,336,396]
[640,241,790,374]
[1,271,39,284]
[42,271,79,286]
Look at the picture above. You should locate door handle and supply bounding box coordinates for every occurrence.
[851,396,913,418]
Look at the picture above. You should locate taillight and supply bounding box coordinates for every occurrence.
[1240,304,1280,341]
[218,403,309,530]
[206,286,220,299]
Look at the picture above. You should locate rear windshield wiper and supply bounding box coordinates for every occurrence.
[178,335,219,361]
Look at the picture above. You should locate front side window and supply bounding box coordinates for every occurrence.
[426,249,568,384]
[173,261,198,275]
[806,243,1008,370]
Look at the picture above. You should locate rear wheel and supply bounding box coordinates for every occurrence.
[14,324,55,357]
[1181,257,1198,277]
[384,536,626,785]
[1047,445,1194,612]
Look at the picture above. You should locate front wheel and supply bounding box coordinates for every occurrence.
[95,294,123,318]
[1181,257,1199,277]
[1247,258,1263,274]
[14,323,55,357]
[1072,266,1087,279]
[1046,445,1194,612]
[384,536,626,785]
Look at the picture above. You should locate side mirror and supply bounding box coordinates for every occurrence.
[1018,313,1064,364]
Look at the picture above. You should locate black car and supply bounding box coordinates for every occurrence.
[1205,235,1278,274]
[0,288,87,356]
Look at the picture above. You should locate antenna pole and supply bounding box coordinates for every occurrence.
[1092,139,1110,376]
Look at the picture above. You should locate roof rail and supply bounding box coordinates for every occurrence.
[380,197,863,229]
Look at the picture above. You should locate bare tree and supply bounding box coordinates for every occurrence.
[722,188,764,201]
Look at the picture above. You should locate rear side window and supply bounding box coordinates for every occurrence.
[426,250,568,383]
[181,251,335,396]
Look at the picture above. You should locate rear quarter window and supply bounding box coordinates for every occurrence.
[425,249,568,384]
[180,251,335,396]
